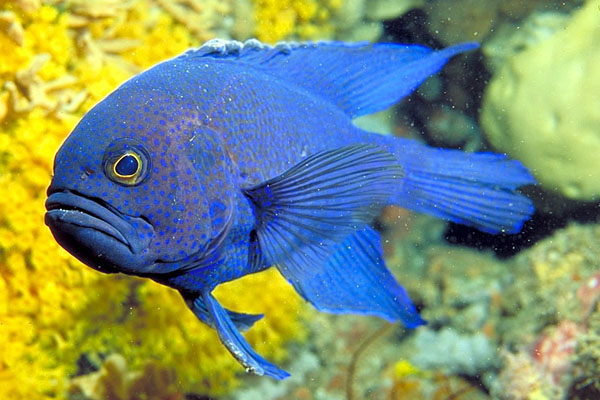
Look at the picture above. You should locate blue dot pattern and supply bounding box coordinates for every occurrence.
[48,53,363,290]
[45,40,537,381]
[48,42,533,291]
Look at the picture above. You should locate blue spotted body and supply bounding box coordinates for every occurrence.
[45,39,535,379]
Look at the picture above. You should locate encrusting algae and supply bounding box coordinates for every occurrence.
[0,1,308,398]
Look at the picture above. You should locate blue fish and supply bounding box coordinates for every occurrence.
[45,39,535,379]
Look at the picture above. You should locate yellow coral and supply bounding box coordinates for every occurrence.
[0,109,103,398]
[394,360,429,379]
[253,0,340,43]
[122,13,195,68]
[532,252,584,288]
[58,269,306,396]
[0,1,307,398]
[26,6,72,80]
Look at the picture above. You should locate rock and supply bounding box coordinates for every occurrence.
[332,0,365,31]
[426,0,498,45]
[364,0,423,21]
[353,108,395,135]
[410,327,497,375]
[480,2,600,201]
[482,10,569,72]
[339,20,383,42]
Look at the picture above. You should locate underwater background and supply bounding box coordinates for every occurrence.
[1,0,599,399]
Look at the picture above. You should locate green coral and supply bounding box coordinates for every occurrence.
[497,223,600,347]
[481,1,600,201]
[572,309,600,396]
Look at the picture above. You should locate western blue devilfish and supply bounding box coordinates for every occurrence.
[45,39,535,379]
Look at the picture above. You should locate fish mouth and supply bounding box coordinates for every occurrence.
[45,190,153,272]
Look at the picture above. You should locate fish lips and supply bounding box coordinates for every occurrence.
[45,190,154,273]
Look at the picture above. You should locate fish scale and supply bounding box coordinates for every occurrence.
[45,39,535,379]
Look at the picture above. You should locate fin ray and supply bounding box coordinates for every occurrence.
[244,144,403,264]
[183,293,264,332]
[275,227,424,328]
[183,39,478,117]
[201,291,289,379]
[391,140,535,233]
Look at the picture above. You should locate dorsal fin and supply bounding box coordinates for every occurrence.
[180,39,478,118]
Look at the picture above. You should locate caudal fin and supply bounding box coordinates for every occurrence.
[392,139,535,234]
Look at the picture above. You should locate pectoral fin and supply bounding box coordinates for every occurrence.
[244,144,403,265]
[244,145,421,327]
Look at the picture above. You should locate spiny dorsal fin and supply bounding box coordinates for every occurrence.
[181,38,478,118]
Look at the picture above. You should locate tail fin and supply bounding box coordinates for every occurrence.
[391,139,535,234]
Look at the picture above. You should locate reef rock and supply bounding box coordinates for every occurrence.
[365,0,423,21]
[480,1,600,201]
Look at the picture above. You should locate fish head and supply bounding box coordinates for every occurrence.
[45,80,233,276]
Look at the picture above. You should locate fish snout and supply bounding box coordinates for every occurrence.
[45,190,154,273]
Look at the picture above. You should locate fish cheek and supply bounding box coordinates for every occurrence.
[146,125,236,265]
[143,150,212,264]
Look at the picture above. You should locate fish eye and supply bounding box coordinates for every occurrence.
[103,139,150,186]
[114,153,141,178]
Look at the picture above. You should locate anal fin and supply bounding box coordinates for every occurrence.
[277,227,425,328]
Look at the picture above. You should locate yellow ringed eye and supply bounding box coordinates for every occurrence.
[113,152,141,180]
[103,139,150,186]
